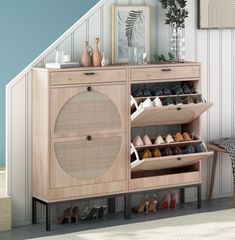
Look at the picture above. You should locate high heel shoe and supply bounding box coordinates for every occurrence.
[81,207,98,220]
[132,196,150,214]
[170,192,179,209]
[132,135,144,147]
[143,135,152,145]
[72,206,80,223]
[160,194,171,210]
[57,207,73,224]
[149,194,158,213]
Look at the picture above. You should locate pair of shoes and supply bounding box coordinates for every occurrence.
[132,88,151,97]
[175,132,191,142]
[132,195,158,214]
[142,148,161,159]
[172,84,196,95]
[160,193,179,210]
[151,86,172,96]
[81,206,106,221]
[132,135,153,147]
[139,97,163,109]
[182,143,206,154]
[57,206,80,224]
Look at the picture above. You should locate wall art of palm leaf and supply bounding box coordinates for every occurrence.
[125,10,144,47]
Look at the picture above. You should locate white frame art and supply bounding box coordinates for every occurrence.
[112,5,150,64]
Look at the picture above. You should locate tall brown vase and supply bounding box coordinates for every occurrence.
[92,37,102,67]
[81,41,92,67]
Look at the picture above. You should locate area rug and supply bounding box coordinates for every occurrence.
[35,209,235,240]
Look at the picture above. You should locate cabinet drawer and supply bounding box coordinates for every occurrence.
[131,66,200,82]
[50,69,126,85]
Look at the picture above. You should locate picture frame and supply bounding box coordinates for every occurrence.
[198,0,235,29]
[112,5,150,64]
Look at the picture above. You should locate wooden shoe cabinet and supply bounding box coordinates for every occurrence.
[32,62,213,230]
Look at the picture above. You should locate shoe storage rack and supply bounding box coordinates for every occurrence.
[32,62,213,230]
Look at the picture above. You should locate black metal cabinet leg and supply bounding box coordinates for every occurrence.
[197,185,202,209]
[32,197,37,224]
[46,203,51,231]
[124,193,131,219]
[180,189,185,204]
[108,197,116,214]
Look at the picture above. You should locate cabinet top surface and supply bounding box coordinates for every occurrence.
[33,62,201,72]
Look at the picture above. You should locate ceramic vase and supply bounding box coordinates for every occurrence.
[93,37,102,67]
[101,53,109,67]
[81,41,92,67]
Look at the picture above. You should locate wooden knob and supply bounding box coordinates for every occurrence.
[87,135,92,141]
[161,68,172,72]
[177,107,182,111]
[87,86,92,92]
[177,157,181,161]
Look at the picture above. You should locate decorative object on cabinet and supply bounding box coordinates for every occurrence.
[198,0,235,29]
[101,53,110,66]
[112,5,150,64]
[160,0,189,62]
[81,41,93,67]
[93,37,102,67]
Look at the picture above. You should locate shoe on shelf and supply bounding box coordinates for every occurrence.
[162,97,174,106]
[191,86,197,94]
[182,145,195,154]
[165,134,174,144]
[71,206,80,223]
[142,149,152,159]
[154,135,165,145]
[195,144,206,153]
[182,132,192,141]
[172,86,184,95]
[182,84,192,94]
[139,98,153,109]
[162,148,173,156]
[183,96,194,104]
[175,96,183,105]
[170,192,179,209]
[142,88,152,97]
[151,87,163,96]
[160,194,171,210]
[143,135,152,145]
[162,86,172,95]
[132,135,144,147]
[81,207,98,220]
[153,148,161,157]
[149,194,158,213]
[174,132,184,142]
[132,89,143,98]
[194,95,204,104]
[172,147,182,155]
[152,97,163,107]
[57,207,73,224]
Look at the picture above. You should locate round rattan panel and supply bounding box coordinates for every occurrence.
[54,91,122,135]
[54,136,122,179]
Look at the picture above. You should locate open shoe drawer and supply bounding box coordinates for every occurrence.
[131,151,213,172]
[131,102,213,127]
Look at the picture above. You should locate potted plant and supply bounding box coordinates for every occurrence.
[159,0,189,62]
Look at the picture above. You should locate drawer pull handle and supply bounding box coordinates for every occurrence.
[84,72,95,76]
[177,157,182,161]
[87,86,92,92]
[177,107,182,111]
[161,68,172,72]
[87,135,92,141]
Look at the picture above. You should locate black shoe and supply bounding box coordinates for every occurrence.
[142,88,152,97]
[81,208,97,220]
[175,96,183,105]
[172,147,182,155]
[182,84,192,94]
[97,207,104,219]
[162,97,174,106]
[172,86,184,95]
[151,87,163,96]
[182,145,195,154]
[195,144,206,153]
[162,148,173,156]
[191,86,197,94]
[132,89,143,98]
[162,86,172,95]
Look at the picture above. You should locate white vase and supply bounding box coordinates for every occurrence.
[101,53,109,67]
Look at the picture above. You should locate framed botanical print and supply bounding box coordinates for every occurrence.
[199,0,235,29]
[112,5,150,64]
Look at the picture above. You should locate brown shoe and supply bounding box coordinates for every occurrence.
[182,132,191,141]
[153,148,161,157]
[142,149,152,159]
[174,132,184,142]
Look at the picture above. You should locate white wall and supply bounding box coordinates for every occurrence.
[6,0,234,226]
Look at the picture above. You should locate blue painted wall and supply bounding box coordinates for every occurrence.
[0,0,100,166]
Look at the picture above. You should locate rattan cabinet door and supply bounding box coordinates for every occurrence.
[51,84,126,138]
[50,133,127,191]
